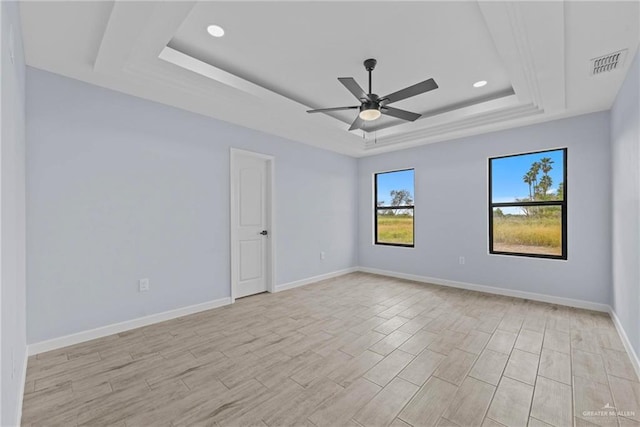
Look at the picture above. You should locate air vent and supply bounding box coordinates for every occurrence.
[590,49,627,75]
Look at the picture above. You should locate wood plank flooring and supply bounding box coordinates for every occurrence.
[22,273,640,426]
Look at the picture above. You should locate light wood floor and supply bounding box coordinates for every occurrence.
[22,273,639,427]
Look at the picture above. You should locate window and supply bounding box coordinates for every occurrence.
[489,148,567,259]
[375,169,415,247]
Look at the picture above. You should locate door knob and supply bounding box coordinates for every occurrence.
[259,230,268,236]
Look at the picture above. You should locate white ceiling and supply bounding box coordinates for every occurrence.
[20,1,640,157]
[168,2,514,131]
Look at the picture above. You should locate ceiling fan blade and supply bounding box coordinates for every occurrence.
[381,106,421,122]
[338,77,370,101]
[381,78,438,105]
[307,106,359,113]
[348,115,365,131]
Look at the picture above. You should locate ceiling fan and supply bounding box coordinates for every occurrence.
[307,58,438,131]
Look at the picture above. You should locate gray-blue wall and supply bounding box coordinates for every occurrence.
[25,53,627,353]
[26,64,618,348]
[26,68,358,343]
[611,48,639,358]
[1,1,27,425]
[358,112,612,305]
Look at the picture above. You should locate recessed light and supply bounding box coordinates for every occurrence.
[473,80,488,88]
[207,25,225,38]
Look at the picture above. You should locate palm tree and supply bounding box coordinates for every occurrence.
[539,175,553,197]
[540,157,554,176]
[538,157,554,200]
[529,162,541,199]
[523,171,534,200]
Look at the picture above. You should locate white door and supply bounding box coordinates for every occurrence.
[232,151,270,299]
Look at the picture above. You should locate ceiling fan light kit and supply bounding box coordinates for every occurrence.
[307,58,438,131]
[359,103,381,121]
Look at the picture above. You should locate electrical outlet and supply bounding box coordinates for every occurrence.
[320,251,326,260]
[139,278,150,292]
[459,256,465,265]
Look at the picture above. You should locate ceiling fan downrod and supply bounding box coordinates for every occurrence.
[364,58,377,95]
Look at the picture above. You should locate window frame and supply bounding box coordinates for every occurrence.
[488,148,568,260]
[374,168,415,248]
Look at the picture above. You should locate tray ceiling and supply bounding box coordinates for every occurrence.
[20,1,640,157]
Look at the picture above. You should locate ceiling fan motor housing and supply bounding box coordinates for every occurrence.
[360,101,378,112]
[362,93,380,109]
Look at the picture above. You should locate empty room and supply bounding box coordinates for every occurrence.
[1,1,639,426]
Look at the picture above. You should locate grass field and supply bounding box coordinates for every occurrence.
[493,214,562,255]
[376,212,561,255]
[377,215,413,245]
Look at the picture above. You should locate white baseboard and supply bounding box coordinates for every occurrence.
[27,266,360,355]
[27,267,360,356]
[28,297,232,356]
[361,266,639,381]
[275,267,359,292]
[16,348,28,427]
[608,308,640,381]
[358,266,610,312]
[19,266,640,403]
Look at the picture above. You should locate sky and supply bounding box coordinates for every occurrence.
[375,149,564,214]
[491,149,564,203]
[376,169,414,206]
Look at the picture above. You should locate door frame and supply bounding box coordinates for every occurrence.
[229,148,275,303]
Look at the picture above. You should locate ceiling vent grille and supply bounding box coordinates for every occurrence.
[590,49,627,75]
